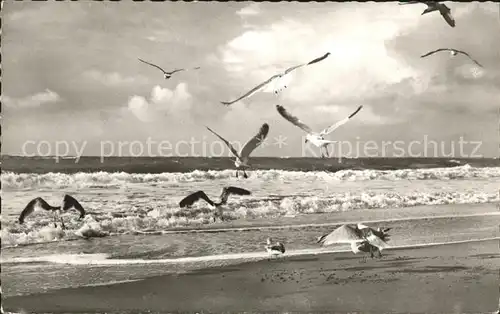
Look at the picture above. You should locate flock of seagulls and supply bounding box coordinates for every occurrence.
[16,2,490,264]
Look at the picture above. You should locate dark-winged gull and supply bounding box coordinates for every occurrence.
[420,48,484,67]
[179,186,251,222]
[276,104,362,158]
[18,194,86,229]
[220,52,331,106]
[138,58,200,79]
[265,237,286,259]
[399,1,455,27]
[206,123,269,178]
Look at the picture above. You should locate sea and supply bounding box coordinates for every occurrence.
[1,156,500,298]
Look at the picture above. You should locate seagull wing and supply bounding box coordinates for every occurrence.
[179,191,215,208]
[205,126,241,159]
[220,75,280,106]
[276,105,313,134]
[138,58,168,74]
[167,69,187,75]
[305,52,331,66]
[319,225,365,246]
[219,186,251,205]
[420,48,451,58]
[439,4,455,27]
[283,63,307,74]
[319,105,363,136]
[62,194,86,219]
[365,231,390,250]
[239,123,270,158]
[456,50,484,67]
[18,197,53,224]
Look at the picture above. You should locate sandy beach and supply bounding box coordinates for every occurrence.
[4,239,499,313]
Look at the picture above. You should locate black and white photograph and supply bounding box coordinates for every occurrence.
[1,1,500,313]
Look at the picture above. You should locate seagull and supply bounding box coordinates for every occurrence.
[399,1,455,27]
[179,186,251,222]
[206,123,269,178]
[317,224,391,262]
[138,58,200,79]
[265,237,286,259]
[220,52,331,106]
[276,105,363,158]
[18,195,86,229]
[420,48,484,67]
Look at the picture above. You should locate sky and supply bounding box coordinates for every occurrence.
[2,1,500,158]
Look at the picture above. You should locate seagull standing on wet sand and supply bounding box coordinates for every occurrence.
[220,52,331,106]
[317,223,391,262]
[205,123,269,178]
[265,237,286,260]
[138,58,200,79]
[18,194,86,229]
[179,186,251,222]
[420,48,484,68]
[276,105,363,158]
[399,1,455,27]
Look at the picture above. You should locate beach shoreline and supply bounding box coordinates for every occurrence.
[4,239,500,313]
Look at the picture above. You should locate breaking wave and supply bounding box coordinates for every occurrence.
[2,164,500,190]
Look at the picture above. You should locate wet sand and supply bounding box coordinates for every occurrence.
[4,239,500,313]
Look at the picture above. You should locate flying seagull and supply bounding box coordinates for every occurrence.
[399,1,455,27]
[138,58,200,79]
[265,237,286,259]
[276,105,363,158]
[317,224,391,261]
[220,52,331,106]
[18,195,86,229]
[179,186,251,222]
[420,48,484,67]
[206,123,269,178]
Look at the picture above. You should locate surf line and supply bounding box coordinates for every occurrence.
[148,211,500,235]
[3,237,499,267]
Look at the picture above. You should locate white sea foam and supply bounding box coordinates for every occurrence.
[2,165,499,190]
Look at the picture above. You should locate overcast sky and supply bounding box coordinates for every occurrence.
[2,1,499,158]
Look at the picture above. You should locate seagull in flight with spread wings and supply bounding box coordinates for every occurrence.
[420,48,484,67]
[317,223,392,262]
[179,186,251,222]
[206,123,269,178]
[138,58,200,79]
[18,194,86,229]
[276,105,362,158]
[399,1,455,27]
[220,52,331,106]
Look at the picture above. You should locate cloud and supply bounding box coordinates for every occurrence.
[2,89,61,109]
[126,83,193,123]
[236,3,260,17]
[83,70,149,86]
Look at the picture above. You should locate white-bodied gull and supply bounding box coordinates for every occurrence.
[179,186,251,222]
[206,123,269,178]
[265,237,286,259]
[138,58,200,79]
[399,1,455,27]
[18,194,86,229]
[220,52,331,106]
[317,223,391,261]
[276,104,363,158]
[421,48,484,68]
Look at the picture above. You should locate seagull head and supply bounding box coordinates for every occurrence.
[266,237,272,245]
[450,50,458,56]
[163,74,170,79]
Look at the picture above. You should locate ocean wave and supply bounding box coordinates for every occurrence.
[2,190,498,247]
[2,165,500,190]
